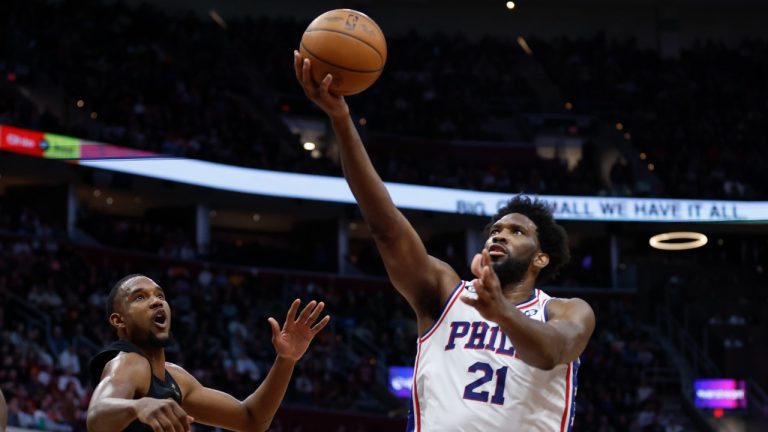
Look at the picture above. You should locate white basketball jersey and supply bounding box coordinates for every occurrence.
[407,281,579,432]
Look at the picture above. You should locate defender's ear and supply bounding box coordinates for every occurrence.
[109,313,125,329]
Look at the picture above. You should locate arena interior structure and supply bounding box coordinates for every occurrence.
[1,0,767,431]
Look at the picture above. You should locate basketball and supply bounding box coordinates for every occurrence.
[300,9,387,96]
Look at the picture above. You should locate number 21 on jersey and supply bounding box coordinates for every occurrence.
[462,362,507,405]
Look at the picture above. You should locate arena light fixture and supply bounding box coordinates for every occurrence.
[649,232,708,251]
[303,142,316,151]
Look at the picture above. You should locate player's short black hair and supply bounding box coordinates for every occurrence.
[106,274,146,318]
[486,195,570,283]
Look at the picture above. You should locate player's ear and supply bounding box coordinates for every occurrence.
[109,312,125,329]
[533,252,549,270]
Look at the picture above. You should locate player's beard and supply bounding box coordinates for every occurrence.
[146,331,172,348]
[491,251,535,287]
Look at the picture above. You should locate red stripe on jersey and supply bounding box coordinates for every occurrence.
[517,289,541,310]
[560,362,573,432]
[413,343,423,431]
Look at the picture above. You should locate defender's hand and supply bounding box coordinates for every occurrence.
[269,299,330,362]
[134,397,194,432]
[293,50,350,120]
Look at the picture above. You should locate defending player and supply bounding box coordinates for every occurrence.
[294,52,595,431]
[87,274,329,432]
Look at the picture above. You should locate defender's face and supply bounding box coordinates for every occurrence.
[117,276,172,346]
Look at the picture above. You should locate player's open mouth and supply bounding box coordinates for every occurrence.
[153,311,168,329]
[488,244,507,257]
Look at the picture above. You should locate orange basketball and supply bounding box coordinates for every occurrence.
[300,9,387,96]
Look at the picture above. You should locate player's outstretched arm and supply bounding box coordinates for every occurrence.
[463,251,595,370]
[87,352,194,432]
[294,51,459,320]
[177,299,329,432]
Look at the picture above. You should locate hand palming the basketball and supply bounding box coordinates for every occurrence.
[294,51,350,120]
[461,250,513,323]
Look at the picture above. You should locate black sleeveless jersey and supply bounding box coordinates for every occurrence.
[89,340,183,432]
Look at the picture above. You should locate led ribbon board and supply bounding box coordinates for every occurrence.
[388,366,414,398]
[3,125,768,223]
[694,379,747,409]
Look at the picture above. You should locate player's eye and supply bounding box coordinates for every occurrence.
[490,229,500,235]
[157,294,165,300]
[135,295,145,301]
[513,229,523,235]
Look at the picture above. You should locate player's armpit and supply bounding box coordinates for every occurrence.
[374,221,460,323]
[544,298,596,364]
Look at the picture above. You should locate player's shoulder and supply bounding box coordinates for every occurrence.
[543,296,594,319]
[165,362,201,388]
[101,351,151,384]
[165,361,191,377]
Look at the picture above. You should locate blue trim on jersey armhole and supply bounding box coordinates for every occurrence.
[567,359,581,432]
[543,299,550,322]
[418,280,465,338]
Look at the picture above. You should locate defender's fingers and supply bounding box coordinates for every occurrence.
[285,299,301,323]
[306,301,325,324]
[296,300,318,323]
[311,315,331,333]
[268,317,281,338]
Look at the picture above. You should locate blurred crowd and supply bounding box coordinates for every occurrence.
[2,1,765,199]
[0,199,688,432]
[532,35,768,199]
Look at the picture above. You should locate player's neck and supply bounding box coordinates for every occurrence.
[501,276,536,304]
[143,347,167,378]
[129,341,167,379]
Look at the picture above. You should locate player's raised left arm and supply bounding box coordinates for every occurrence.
[177,299,330,431]
[462,250,595,370]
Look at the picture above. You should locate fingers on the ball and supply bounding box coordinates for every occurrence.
[293,51,302,79]
[321,74,333,91]
[302,58,313,86]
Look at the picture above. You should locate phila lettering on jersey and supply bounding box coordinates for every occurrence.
[407,281,579,432]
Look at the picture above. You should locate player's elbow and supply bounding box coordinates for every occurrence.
[240,405,272,432]
[526,348,562,371]
[531,357,558,371]
[86,411,105,432]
